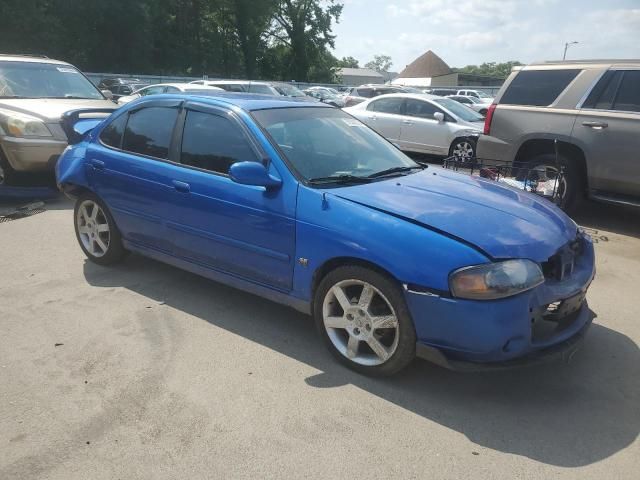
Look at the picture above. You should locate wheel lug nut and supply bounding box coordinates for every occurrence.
[366,324,371,331]
[354,328,360,335]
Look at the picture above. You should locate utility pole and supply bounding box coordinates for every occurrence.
[563,41,579,60]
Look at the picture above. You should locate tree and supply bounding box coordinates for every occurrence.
[365,54,392,73]
[271,0,343,81]
[336,56,359,68]
[456,61,522,79]
[229,0,277,78]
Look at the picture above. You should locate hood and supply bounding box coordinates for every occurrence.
[0,98,117,121]
[332,168,577,261]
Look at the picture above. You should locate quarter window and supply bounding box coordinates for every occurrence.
[501,69,581,106]
[99,113,128,149]
[122,107,178,159]
[180,110,257,174]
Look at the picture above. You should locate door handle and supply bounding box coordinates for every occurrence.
[172,180,190,193]
[582,121,608,129]
[402,120,413,125]
[89,159,105,170]
[368,115,377,120]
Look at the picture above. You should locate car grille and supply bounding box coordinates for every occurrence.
[541,235,584,281]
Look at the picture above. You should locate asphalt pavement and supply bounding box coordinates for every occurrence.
[1,194,638,479]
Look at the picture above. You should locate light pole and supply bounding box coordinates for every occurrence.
[563,41,579,60]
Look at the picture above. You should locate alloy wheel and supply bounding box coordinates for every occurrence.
[452,141,475,161]
[76,200,111,258]
[322,279,400,366]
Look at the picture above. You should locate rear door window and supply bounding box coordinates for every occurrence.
[367,97,404,114]
[122,106,179,159]
[613,71,640,112]
[355,88,373,98]
[582,70,623,110]
[180,110,258,175]
[405,99,439,118]
[501,69,581,106]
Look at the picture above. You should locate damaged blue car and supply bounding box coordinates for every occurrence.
[56,93,595,376]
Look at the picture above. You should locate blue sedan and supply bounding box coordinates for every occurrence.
[56,93,595,375]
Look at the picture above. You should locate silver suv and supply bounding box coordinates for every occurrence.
[0,54,116,185]
[478,60,640,211]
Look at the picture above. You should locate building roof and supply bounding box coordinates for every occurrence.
[337,67,384,78]
[398,50,452,79]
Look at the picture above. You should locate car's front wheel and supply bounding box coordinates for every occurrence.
[74,193,126,265]
[314,266,417,376]
[0,150,17,186]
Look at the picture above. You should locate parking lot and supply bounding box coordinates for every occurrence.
[1,193,638,480]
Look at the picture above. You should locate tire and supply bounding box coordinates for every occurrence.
[313,265,417,376]
[74,192,126,265]
[0,149,18,186]
[449,137,477,163]
[522,153,584,213]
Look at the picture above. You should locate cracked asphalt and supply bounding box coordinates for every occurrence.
[1,195,638,479]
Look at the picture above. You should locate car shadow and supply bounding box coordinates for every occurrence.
[574,200,640,240]
[83,255,639,468]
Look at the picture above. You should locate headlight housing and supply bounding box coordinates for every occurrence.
[0,113,52,138]
[449,259,544,300]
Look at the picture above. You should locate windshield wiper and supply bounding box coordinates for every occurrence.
[308,174,373,185]
[367,165,425,179]
[45,96,97,100]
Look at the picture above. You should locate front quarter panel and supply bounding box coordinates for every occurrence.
[293,185,490,301]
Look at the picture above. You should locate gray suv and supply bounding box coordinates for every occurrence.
[0,54,116,185]
[477,60,640,211]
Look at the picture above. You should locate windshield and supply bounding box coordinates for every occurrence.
[273,83,306,97]
[433,98,484,122]
[253,107,418,183]
[0,61,104,99]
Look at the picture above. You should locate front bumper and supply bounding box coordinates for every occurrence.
[406,234,596,369]
[1,136,67,172]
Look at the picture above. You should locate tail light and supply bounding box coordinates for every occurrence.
[483,103,497,135]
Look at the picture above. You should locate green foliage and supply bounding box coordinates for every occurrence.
[0,0,345,82]
[364,54,392,73]
[336,56,359,68]
[455,61,523,79]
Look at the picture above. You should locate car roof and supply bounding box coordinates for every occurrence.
[0,54,72,65]
[135,92,327,111]
[366,93,440,101]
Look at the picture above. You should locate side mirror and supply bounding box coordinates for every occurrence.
[229,161,282,189]
[434,112,445,123]
[101,89,114,100]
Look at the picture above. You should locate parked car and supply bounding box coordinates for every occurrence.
[456,89,495,102]
[447,95,490,115]
[303,88,345,107]
[344,85,414,107]
[306,86,342,96]
[478,59,640,211]
[97,78,148,100]
[190,80,307,98]
[56,92,596,376]
[116,83,223,105]
[0,54,117,185]
[344,93,484,160]
[427,88,458,97]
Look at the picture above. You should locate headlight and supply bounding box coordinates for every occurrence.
[1,113,52,137]
[449,259,544,300]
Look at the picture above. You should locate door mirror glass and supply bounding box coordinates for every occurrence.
[101,89,114,100]
[229,161,282,189]
[434,112,445,123]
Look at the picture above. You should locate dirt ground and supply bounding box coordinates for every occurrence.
[1,194,638,480]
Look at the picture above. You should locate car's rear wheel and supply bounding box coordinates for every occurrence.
[74,193,126,265]
[524,153,583,213]
[314,266,416,376]
[449,137,477,162]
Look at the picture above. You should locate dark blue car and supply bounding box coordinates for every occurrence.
[56,93,595,376]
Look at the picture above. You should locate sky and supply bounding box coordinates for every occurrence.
[331,0,640,72]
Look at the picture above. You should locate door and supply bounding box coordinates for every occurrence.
[88,100,182,252]
[167,103,296,291]
[364,97,403,143]
[572,69,640,196]
[399,98,450,155]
